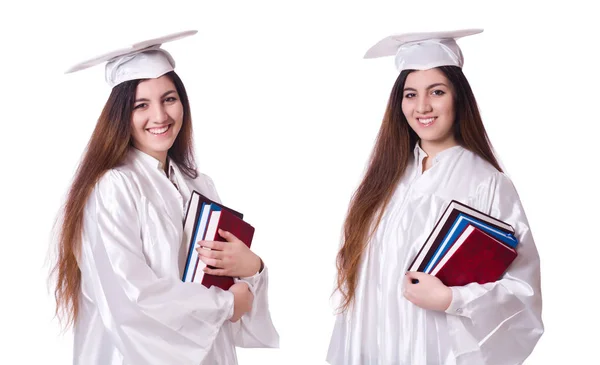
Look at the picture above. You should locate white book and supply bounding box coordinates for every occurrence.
[193,209,222,284]
[183,203,211,282]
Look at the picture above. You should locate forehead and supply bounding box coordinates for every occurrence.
[404,68,450,88]
[135,75,177,97]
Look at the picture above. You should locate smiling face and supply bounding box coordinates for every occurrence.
[130,75,183,164]
[401,68,457,154]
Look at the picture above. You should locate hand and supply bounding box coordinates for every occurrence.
[403,271,452,311]
[228,282,253,322]
[197,229,262,278]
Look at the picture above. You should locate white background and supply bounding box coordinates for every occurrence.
[1,0,598,363]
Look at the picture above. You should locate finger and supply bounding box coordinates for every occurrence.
[404,273,420,284]
[198,240,226,251]
[196,248,223,260]
[203,267,228,276]
[402,275,419,288]
[406,271,426,280]
[199,256,223,269]
[218,229,241,243]
[403,288,414,302]
[405,271,418,279]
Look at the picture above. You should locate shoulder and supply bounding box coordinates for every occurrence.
[93,168,141,202]
[455,149,523,204]
[182,171,221,203]
[458,148,502,182]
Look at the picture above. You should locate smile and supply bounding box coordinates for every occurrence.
[147,124,171,135]
[417,117,436,127]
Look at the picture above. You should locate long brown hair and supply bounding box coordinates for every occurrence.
[335,66,502,312]
[50,71,196,328]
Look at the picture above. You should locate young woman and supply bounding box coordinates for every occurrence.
[51,30,278,365]
[327,29,543,365]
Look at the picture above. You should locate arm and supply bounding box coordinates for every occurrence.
[444,172,544,364]
[231,264,280,348]
[79,171,234,365]
[196,174,279,348]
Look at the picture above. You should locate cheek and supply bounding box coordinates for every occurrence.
[129,116,147,145]
[130,113,145,131]
[401,100,412,119]
[170,104,184,124]
[437,98,454,118]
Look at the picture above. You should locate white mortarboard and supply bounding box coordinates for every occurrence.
[364,29,483,72]
[65,30,198,88]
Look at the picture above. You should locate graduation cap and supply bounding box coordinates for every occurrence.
[364,29,483,72]
[65,30,198,88]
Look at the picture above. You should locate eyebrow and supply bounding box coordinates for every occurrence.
[134,90,177,103]
[403,83,449,92]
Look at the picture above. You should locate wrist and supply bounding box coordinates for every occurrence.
[441,286,452,311]
[254,255,263,274]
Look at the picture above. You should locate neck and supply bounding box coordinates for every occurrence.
[131,146,168,169]
[163,157,170,175]
[420,138,459,160]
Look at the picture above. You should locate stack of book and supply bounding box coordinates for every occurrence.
[181,190,255,290]
[408,200,519,286]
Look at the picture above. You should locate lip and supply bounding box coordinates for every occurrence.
[416,117,437,127]
[146,124,172,135]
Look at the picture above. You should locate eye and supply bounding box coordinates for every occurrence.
[432,89,446,96]
[404,93,416,99]
[133,103,147,110]
[164,96,178,103]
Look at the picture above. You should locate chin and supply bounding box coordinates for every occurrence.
[417,134,440,143]
[147,140,176,151]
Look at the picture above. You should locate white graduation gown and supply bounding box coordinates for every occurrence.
[73,148,279,365]
[327,144,543,365]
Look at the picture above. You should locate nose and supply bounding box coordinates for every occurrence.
[151,103,169,124]
[416,96,433,114]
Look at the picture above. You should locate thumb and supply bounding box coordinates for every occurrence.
[405,271,421,284]
[405,271,419,279]
[218,229,240,243]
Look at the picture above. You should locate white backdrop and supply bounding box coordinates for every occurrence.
[1,0,598,363]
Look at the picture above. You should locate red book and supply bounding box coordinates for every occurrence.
[430,224,517,287]
[194,207,255,290]
[181,191,244,283]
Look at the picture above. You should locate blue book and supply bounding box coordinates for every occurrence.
[423,213,518,274]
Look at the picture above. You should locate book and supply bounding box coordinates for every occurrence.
[181,201,213,282]
[180,191,201,278]
[181,190,255,290]
[181,191,243,282]
[429,224,518,286]
[408,200,515,272]
[193,206,255,290]
[422,212,518,274]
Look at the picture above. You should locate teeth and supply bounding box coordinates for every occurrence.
[148,125,169,135]
[418,117,435,125]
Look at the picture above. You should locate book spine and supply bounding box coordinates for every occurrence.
[184,203,211,282]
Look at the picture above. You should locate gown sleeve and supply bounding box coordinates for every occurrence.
[201,174,280,349]
[79,170,235,365]
[230,267,280,348]
[444,172,544,365]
